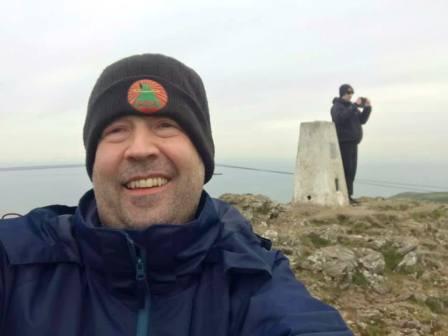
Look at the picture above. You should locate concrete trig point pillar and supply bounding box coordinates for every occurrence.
[293,121,349,206]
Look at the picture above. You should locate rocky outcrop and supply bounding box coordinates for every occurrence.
[219,194,448,336]
[219,193,286,227]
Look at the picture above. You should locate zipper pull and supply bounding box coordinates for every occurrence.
[133,247,147,307]
[125,234,148,308]
[136,256,146,281]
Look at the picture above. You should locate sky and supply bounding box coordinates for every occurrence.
[0,0,447,168]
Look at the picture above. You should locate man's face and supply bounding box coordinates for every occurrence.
[92,115,205,230]
[342,90,353,102]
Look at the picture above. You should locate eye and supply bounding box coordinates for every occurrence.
[158,119,179,128]
[105,126,124,134]
[101,123,130,141]
[154,119,182,137]
[159,122,175,128]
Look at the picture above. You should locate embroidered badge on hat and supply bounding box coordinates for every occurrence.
[127,79,168,113]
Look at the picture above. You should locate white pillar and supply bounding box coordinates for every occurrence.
[293,121,349,206]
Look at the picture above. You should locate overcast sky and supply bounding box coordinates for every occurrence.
[1,0,447,168]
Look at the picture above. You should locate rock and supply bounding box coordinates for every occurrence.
[309,224,345,244]
[397,251,418,271]
[371,279,390,294]
[358,308,383,321]
[304,245,357,279]
[366,237,388,250]
[420,271,433,282]
[279,245,295,256]
[348,247,388,290]
[262,229,279,243]
[287,256,298,268]
[356,248,386,274]
[401,320,422,330]
[410,292,428,303]
[402,330,420,336]
[395,237,419,256]
[258,221,268,229]
[219,193,285,225]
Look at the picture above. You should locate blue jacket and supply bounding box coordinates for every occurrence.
[0,190,352,336]
[331,97,371,144]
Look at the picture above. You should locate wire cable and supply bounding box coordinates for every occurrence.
[1,162,447,192]
[0,164,83,172]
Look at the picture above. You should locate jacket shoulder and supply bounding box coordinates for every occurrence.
[0,205,80,266]
[239,251,353,335]
[210,199,352,335]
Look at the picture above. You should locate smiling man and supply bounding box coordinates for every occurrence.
[92,115,205,229]
[0,54,353,335]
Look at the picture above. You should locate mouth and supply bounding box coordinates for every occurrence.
[124,176,170,190]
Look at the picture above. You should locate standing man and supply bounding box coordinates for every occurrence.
[331,84,372,204]
[0,54,353,335]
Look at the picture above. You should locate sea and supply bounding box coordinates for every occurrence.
[1,159,447,215]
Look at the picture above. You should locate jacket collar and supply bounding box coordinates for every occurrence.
[72,190,222,283]
[333,97,351,105]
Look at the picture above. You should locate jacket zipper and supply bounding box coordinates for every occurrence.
[126,235,151,336]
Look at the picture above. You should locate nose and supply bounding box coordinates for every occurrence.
[123,123,161,161]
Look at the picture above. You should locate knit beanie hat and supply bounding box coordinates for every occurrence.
[339,84,354,97]
[83,54,214,183]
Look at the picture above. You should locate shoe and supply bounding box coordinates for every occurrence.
[349,197,360,205]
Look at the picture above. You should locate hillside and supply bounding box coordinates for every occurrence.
[391,192,448,204]
[220,194,448,336]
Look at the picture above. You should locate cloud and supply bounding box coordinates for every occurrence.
[0,0,447,166]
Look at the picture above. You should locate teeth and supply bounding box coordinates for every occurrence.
[126,177,168,189]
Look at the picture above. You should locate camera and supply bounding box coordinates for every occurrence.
[356,97,367,107]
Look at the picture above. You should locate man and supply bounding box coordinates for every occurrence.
[0,54,353,335]
[331,84,372,205]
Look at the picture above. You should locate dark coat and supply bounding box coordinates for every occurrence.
[0,190,352,336]
[331,97,371,143]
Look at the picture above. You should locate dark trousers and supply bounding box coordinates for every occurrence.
[339,142,358,197]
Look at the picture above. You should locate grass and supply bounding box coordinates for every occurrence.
[399,264,424,277]
[380,243,403,272]
[364,324,388,336]
[425,296,448,314]
[336,214,352,224]
[391,192,448,203]
[411,206,448,222]
[372,213,399,225]
[352,270,369,287]
[431,206,448,220]
[336,236,368,249]
[347,221,369,234]
[361,317,388,336]
[309,218,335,226]
[307,232,331,248]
